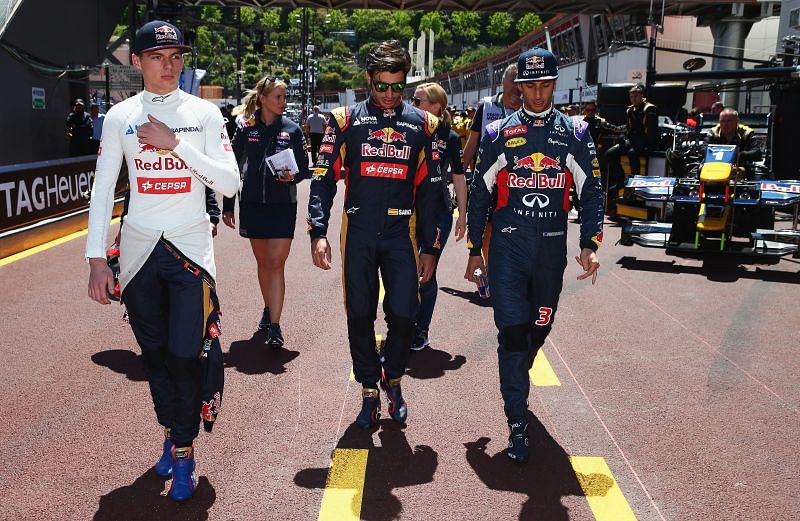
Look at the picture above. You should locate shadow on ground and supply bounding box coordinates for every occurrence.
[616,255,800,284]
[440,286,492,307]
[224,331,300,375]
[406,346,466,380]
[294,422,438,521]
[91,349,147,382]
[465,412,594,521]
[94,469,215,521]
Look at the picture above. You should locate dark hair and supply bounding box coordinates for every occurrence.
[366,40,411,76]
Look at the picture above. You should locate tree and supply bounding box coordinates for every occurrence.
[260,8,281,30]
[388,11,415,42]
[450,12,480,45]
[419,11,444,34]
[486,12,513,43]
[453,45,502,69]
[317,72,344,91]
[351,9,386,40]
[517,13,543,38]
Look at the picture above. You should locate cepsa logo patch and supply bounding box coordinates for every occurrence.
[506,137,527,148]
[137,177,192,194]
[503,125,527,138]
[361,162,408,179]
[319,144,334,154]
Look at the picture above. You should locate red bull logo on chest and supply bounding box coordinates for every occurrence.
[367,127,407,144]
[507,172,566,189]
[513,152,560,173]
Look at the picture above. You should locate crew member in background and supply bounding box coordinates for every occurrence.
[66,98,93,156]
[223,76,310,347]
[605,83,658,190]
[466,47,603,463]
[705,108,762,180]
[85,20,240,502]
[410,82,467,351]
[305,105,327,166]
[462,63,522,268]
[90,103,105,154]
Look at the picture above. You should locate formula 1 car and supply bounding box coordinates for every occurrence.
[620,144,800,260]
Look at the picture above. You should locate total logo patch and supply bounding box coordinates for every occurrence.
[137,177,192,194]
[506,137,527,148]
[503,125,527,138]
[362,162,408,179]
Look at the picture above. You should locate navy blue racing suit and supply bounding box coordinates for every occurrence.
[308,100,441,386]
[467,107,604,423]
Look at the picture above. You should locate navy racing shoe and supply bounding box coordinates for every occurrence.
[355,388,381,429]
[258,307,271,331]
[380,372,408,424]
[168,445,198,502]
[154,432,174,478]
[266,323,284,348]
[505,420,529,463]
[410,328,430,351]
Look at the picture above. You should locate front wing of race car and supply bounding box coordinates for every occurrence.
[620,180,800,259]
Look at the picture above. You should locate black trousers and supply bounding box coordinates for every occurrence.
[310,133,323,165]
[123,242,205,446]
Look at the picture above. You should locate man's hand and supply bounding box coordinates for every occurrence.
[575,247,600,285]
[88,259,116,305]
[454,213,467,241]
[137,114,179,150]
[419,253,437,284]
[311,237,332,270]
[211,222,218,238]
[222,211,236,229]
[465,255,485,283]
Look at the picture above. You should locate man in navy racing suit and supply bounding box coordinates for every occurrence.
[308,40,441,430]
[465,48,603,463]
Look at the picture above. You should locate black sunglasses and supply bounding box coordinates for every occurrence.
[373,80,406,93]
[411,96,425,106]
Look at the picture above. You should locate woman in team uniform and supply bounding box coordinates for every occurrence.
[410,82,467,350]
[223,76,310,347]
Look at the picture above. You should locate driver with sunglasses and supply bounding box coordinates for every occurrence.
[308,40,442,430]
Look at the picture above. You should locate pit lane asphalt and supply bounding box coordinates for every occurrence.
[1,181,798,520]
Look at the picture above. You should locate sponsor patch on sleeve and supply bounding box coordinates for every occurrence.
[592,231,603,248]
[312,167,328,177]
[573,117,589,141]
[332,106,350,132]
[485,120,502,141]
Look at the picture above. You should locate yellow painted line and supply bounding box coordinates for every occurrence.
[378,277,385,304]
[350,335,382,381]
[0,217,121,267]
[529,350,561,386]
[318,448,369,521]
[570,456,638,521]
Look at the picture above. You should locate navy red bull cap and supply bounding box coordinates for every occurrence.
[515,47,559,82]
[133,20,192,55]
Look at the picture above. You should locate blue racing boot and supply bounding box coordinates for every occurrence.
[355,388,381,429]
[505,420,529,463]
[154,428,174,478]
[380,372,407,424]
[168,445,198,502]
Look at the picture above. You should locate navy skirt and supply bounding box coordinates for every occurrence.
[238,202,297,239]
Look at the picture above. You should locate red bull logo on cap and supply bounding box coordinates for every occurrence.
[155,24,178,42]
[367,127,407,144]
[513,152,560,173]
[526,55,545,70]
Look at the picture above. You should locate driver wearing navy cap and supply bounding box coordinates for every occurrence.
[466,47,604,463]
[86,19,239,502]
